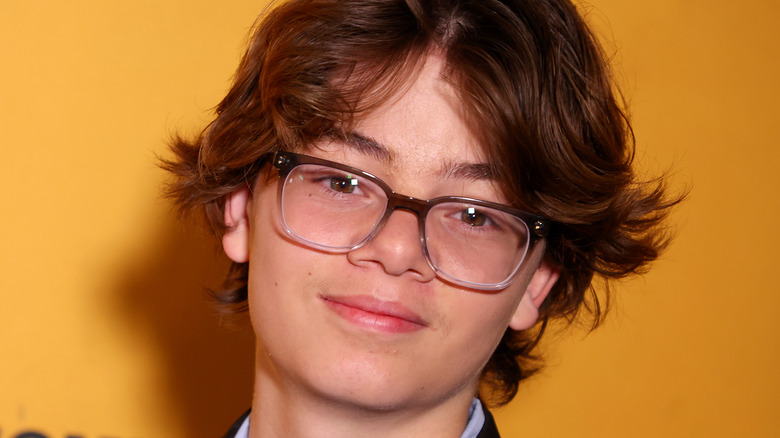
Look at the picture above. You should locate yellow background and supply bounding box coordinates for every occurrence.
[1,1,778,437]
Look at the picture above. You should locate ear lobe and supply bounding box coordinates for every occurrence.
[509,260,560,331]
[222,186,251,263]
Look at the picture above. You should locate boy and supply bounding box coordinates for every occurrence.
[164,0,677,436]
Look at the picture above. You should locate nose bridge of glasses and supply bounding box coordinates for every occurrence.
[374,193,429,251]
[387,193,428,216]
[385,194,432,239]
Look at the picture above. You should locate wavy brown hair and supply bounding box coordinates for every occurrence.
[163,0,681,406]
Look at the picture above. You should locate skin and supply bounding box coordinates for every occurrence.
[222,55,560,438]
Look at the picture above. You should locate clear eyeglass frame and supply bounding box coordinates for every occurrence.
[268,151,551,291]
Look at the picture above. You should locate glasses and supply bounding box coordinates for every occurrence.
[269,151,551,291]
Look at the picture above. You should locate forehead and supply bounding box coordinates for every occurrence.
[341,55,487,170]
[335,131,495,181]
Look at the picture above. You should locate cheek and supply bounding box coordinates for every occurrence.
[245,185,303,334]
[438,288,525,367]
[450,270,532,352]
[469,297,520,343]
[243,185,342,346]
[244,228,327,376]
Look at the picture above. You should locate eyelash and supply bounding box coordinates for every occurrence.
[437,206,506,235]
[311,173,366,199]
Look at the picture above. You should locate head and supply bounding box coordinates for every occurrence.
[165,0,675,405]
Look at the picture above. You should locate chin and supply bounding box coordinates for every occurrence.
[302,353,476,414]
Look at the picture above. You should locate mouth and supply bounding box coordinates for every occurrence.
[320,294,428,333]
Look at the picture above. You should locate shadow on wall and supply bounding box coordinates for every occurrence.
[113,209,255,437]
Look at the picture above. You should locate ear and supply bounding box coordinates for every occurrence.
[222,186,251,263]
[509,260,560,331]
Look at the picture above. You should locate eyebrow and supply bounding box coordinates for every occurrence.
[338,131,394,163]
[338,130,496,181]
[440,160,497,181]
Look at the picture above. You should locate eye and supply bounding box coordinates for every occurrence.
[460,207,488,226]
[329,175,359,193]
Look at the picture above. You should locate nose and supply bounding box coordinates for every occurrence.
[346,209,436,283]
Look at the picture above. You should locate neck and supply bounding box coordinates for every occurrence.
[247,351,476,438]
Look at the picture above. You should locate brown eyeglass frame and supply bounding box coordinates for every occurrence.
[269,151,552,291]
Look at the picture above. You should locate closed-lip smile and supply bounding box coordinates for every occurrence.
[320,294,428,333]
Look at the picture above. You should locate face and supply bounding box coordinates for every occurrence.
[223,55,559,412]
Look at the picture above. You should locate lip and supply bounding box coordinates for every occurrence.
[321,294,428,333]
